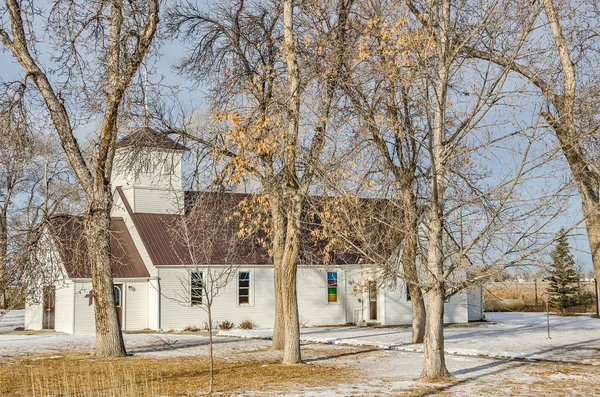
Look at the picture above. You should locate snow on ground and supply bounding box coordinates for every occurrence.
[0,309,262,359]
[2,310,600,395]
[2,310,600,365]
[221,312,600,365]
[0,310,24,333]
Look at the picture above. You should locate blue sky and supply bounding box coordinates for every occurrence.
[0,3,593,273]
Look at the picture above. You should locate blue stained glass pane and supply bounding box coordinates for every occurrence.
[239,272,250,280]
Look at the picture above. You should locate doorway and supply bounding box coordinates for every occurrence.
[42,285,55,330]
[368,281,377,320]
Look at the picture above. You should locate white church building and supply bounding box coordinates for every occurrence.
[25,128,482,334]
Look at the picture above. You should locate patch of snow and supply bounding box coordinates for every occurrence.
[2,313,600,396]
[217,329,273,339]
[2,312,600,368]
[0,309,24,333]
[220,312,600,365]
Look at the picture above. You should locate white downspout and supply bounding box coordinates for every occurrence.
[343,268,347,324]
[71,281,76,334]
[156,269,161,331]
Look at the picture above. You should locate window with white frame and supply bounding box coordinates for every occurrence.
[191,272,203,306]
[239,271,250,304]
[327,271,338,303]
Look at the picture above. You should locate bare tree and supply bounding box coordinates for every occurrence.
[0,0,158,356]
[335,0,430,343]
[0,109,31,309]
[390,0,571,380]
[166,0,353,364]
[466,0,600,299]
[0,105,78,311]
[169,192,247,394]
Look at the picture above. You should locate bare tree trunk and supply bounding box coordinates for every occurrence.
[420,276,450,380]
[0,223,6,310]
[281,201,302,364]
[208,304,214,394]
[402,186,425,343]
[421,0,452,379]
[0,187,10,310]
[272,259,285,350]
[279,0,302,365]
[580,199,600,295]
[421,194,451,379]
[406,262,425,344]
[268,197,302,363]
[85,199,126,357]
[270,199,286,350]
[421,191,451,379]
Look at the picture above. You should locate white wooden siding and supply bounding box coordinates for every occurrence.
[467,287,483,321]
[25,235,71,331]
[123,281,149,330]
[55,282,75,333]
[24,302,43,330]
[159,266,276,330]
[297,267,347,326]
[112,149,183,191]
[158,265,456,330]
[343,267,365,324]
[148,277,161,330]
[45,264,476,334]
[69,280,150,334]
[382,286,413,325]
[133,187,183,214]
[382,282,472,325]
[443,292,469,323]
[73,282,96,334]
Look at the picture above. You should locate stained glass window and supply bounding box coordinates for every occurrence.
[327,272,338,302]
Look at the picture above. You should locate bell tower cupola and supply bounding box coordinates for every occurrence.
[111,127,187,214]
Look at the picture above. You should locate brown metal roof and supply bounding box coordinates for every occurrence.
[48,216,150,279]
[115,188,400,267]
[117,127,188,151]
[116,188,269,265]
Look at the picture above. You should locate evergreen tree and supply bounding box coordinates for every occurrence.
[546,229,581,313]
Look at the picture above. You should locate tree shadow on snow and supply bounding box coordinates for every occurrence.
[415,360,527,396]
[129,336,248,354]
[415,337,600,396]
[302,347,379,363]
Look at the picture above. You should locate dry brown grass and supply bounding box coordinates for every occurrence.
[484,281,596,312]
[466,363,600,396]
[0,353,354,396]
[485,281,595,300]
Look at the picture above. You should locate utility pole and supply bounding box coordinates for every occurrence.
[534,279,538,311]
[545,296,551,339]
